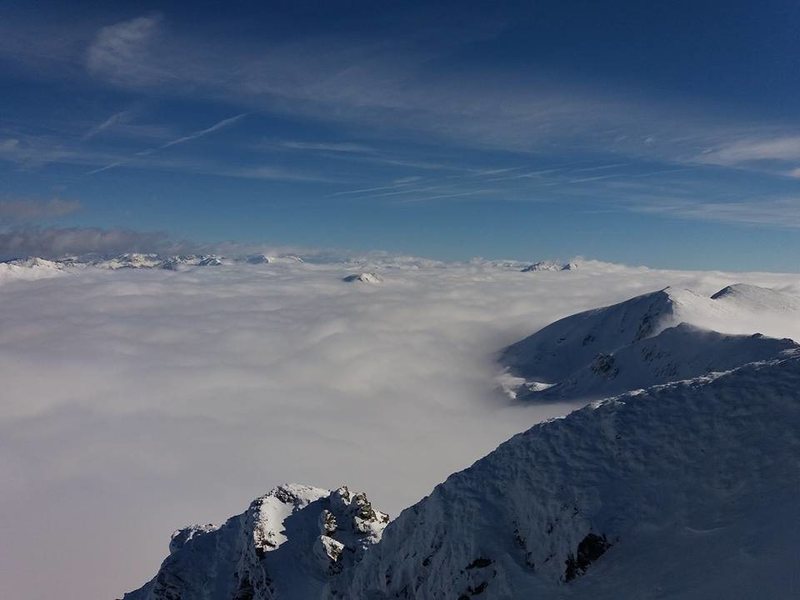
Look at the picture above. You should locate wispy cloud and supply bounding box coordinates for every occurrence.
[219,164,337,183]
[633,196,800,228]
[0,134,122,170]
[0,199,82,222]
[86,13,168,87]
[279,140,376,153]
[88,113,248,174]
[86,161,124,175]
[71,14,769,167]
[82,111,133,140]
[4,11,799,190]
[696,135,800,166]
[0,130,333,183]
[4,9,800,177]
[6,10,800,232]
[398,189,496,203]
[140,113,248,154]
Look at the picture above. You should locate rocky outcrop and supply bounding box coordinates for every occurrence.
[123,484,388,600]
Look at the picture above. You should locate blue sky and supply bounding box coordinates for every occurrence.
[3,0,800,269]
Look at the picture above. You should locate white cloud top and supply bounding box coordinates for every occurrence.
[1,258,800,599]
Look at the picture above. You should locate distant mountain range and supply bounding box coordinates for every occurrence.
[1,253,306,271]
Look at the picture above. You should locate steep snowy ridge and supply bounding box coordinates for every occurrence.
[503,287,684,381]
[122,356,800,599]
[123,484,388,600]
[501,285,800,401]
[550,324,797,400]
[346,355,800,599]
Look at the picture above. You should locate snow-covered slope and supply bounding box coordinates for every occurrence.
[501,285,800,401]
[95,253,230,269]
[0,256,69,284]
[347,355,800,599]
[123,484,388,600]
[123,355,800,599]
[343,272,383,283]
[710,282,800,311]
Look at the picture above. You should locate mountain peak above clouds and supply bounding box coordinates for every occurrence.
[521,260,580,272]
[710,282,800,311]
[343,272,383,283]
[0,252,310,274]
[123,484,389,600]
[500,284,800,401]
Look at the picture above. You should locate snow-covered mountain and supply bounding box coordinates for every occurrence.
[346,354,800,599]
[0,252,308,274]
[2,256,65,269]
[119,281,800,599]
[122,354,800,599]
[0,255,68,284]
[501,284,800,401]
[123,484,388,600]
[343,272,383,283]
[93,253,234,269]
[521,260,578,272]
[710,282,800,311]
[245,254,305,265]
[97,253,167,269]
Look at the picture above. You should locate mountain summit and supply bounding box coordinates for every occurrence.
[501,285,799,401]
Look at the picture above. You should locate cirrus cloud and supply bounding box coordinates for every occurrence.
[86,13,167,87]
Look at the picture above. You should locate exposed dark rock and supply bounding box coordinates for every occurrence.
[564,533,611,582]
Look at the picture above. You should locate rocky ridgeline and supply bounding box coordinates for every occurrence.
[123,484,388,600]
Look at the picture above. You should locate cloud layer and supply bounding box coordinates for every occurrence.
[2,259,800,599]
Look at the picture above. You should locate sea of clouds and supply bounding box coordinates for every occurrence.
[2,257,800,600]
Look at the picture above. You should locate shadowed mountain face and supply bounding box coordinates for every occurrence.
[500,285,800,401]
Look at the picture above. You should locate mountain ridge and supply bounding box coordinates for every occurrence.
[122,354,800,599]
[501,284,800,401]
